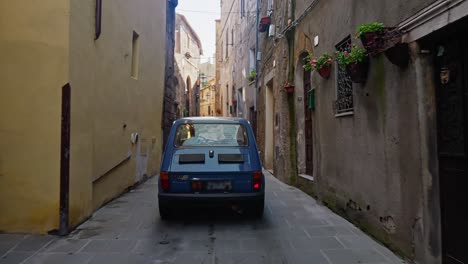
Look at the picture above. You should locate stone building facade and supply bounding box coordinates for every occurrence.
[175,14,203,117]
[253,0,468,263]
[200,79,217,117]
[217,0,258,127]
[216,0,239,118]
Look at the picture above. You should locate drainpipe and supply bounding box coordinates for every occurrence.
[254,0,260,112]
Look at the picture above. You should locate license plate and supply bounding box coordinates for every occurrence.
[205,181,232,191]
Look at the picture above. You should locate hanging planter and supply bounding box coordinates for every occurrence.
[384,42,409,67]
[356,22,385,55]
[303,53,333,79]
[284,82,294,93]
[346,59,369,83]
[336,44,369,84]
[318,65,332,79]
[259,17,271,32]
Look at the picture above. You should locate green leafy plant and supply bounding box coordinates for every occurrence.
[335,44,367,69]
[248,69,256,82]
[304,53,334,72]
[356,22,384,37]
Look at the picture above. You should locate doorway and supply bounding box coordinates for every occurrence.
[433,18,467,264]
[265,81,274,170]
[303,69,313,175]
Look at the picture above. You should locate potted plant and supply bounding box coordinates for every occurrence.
[356,22,385,55]
[335,44,369,83]
[284,82,294,93]
[248,69,256,82]
[304,53,334,79]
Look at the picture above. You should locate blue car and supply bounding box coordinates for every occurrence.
[158,117,265,219]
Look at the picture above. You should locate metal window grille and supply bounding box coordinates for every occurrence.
[335,37,353,113]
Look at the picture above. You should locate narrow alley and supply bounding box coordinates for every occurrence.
[0,172,403,264]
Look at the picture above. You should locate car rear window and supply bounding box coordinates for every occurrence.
[174,123,249,147]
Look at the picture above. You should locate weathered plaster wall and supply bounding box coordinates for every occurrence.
[257,0,444,262]
[0,0,70,233]
[69,0,166,227]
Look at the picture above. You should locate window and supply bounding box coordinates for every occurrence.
[95,0,102,40]
[186,32,190,49]
[221,41,224,62]
[335,37,353,114]
[231,29,234,47]
[267,0,274,16]
[131,31,140,79]
[240,0,245,18]
[175,29,181,53]
[174,123,249,147]
[225,30,229,59]
[249,48,256,70]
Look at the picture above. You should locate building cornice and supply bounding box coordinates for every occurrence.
[398,0,467,42]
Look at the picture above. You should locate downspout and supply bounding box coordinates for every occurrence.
[254,0,260,112]
[286,0,298,185]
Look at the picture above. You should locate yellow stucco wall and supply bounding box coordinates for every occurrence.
[69,0,167,227]
[0,1,70,233]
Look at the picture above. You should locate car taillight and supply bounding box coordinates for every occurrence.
[191,181,202,191]
[160,172,170,191]
[253,171,262,191]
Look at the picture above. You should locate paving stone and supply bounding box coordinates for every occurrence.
[23,253,93,264]
[18,173,403,263]
[323,248,388,264]
[13,236,54,252]
[0,235,26,248]
[87,253,152,264]
[337,235,379,249]
[0,252,34,264]
[213,239,241,253]
[290,236,344,250]
[304,226,355,237]
[41,239,89,253]
[0,246,12,258]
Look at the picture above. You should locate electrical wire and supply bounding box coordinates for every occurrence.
[177,8,256,14]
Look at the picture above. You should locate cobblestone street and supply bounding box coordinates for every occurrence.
[0,172,404,264]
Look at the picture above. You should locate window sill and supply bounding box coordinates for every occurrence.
[299,174,314,182]
[335,111,354,118]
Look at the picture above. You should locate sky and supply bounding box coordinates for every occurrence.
[176,0,221,63]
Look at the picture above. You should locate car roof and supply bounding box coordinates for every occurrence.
[174,117,249,125]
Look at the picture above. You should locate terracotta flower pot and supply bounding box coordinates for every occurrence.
[317,65,331,79]
[346,59,369,83]
[284,85,294,93]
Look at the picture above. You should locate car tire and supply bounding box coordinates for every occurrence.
[159,202,172,220]
[250,199,264,219]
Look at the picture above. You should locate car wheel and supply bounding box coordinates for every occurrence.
[249,199,264,219]
[159,202,172,220]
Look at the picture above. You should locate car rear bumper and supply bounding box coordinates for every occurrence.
[158,192,264,206]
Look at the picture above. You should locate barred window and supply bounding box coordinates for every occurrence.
[335,37,353,114]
